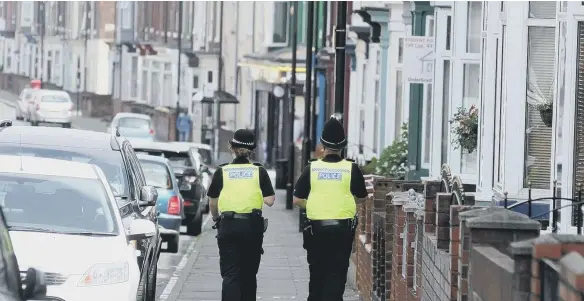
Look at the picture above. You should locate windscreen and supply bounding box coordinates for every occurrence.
[0,145,129,198]
[134,149,193,169]
[0,174,118,234]
[41,95,69,103]
[139,160,172,189]
[118,118,151,130]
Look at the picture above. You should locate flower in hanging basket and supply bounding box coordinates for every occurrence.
[449,105,479,154]
[535,101,553,127]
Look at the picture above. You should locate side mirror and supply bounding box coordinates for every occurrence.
[22,268,47,300]
[182,167,198,176]
[127,219,156,241]
[200,164,209,173]
[179,183,192,192]
[138,186,158,207]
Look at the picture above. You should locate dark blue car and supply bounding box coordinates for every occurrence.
[137,154,184,253]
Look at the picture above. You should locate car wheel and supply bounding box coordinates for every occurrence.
[186,214,202,236]
[62,122,71,128]
[167,236,179,253]
[145,256,158,301]
[136,269,147,301]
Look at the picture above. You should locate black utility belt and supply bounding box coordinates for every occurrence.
[221,210,262,220]
[310,219,353,227]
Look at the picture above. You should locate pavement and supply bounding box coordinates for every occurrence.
[0,89,363,301]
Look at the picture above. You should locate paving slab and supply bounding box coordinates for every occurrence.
[166,189,361,301]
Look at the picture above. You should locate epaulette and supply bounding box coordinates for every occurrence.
[219,163,229,167]
[252,162,263,167]
[345,158,355,162]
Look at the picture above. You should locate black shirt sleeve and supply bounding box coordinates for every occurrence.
[258,167,275,197]
[293,163,311,199]
[350,163,368,198]
[206,168,223,198]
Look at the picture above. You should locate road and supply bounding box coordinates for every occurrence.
[0,95,206,300]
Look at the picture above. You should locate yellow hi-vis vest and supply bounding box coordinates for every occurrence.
[218,164,263,213]
[306,159,356,220]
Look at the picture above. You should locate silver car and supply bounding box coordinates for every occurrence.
[15,88,35,121]
[29,90,73,128]
[108,113,155,141]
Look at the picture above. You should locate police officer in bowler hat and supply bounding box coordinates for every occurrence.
[293,117,368,300]
[207,129,276,301]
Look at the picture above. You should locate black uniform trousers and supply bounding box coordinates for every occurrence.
[303,221,354,301]
[216,215,264,301]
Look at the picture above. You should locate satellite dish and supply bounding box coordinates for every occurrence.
[273,85,285,98]
[192,92,204,102]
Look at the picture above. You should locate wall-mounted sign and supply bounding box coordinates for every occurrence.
[403,36,435,84]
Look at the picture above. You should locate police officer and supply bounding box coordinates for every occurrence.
[207,129,276,301]
[293,117,368,301]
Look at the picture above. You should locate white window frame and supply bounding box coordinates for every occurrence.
[429,8,453,179]
[493,2,556,202]
[264,2,290,47]
[421,14,435,169]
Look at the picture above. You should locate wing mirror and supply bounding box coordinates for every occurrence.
[182,167,198,176]
[138,186,158,207]
[199,164,209,173]
[21,268,47,300]
[127,219,156,241]
[179,183,192,192]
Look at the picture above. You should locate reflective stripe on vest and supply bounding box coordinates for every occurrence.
[306,160,356,220]
[218,164,263,213]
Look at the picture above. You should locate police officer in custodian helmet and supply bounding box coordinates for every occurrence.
[293,117,368,300]
[207,129,276,301]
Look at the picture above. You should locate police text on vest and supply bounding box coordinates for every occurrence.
[317,172,342,181]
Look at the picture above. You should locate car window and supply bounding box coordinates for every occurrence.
[120,145,139,201]
[0,208,22,301]
[132,149,193,169]
[197,148,214,166]
[0,174,118,234]
[41,95,69,103]
[139,161,172,189]
[118,118,150,130]
[0,145,129,198]
[126,144,146,186]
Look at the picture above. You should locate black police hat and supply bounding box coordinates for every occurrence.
[320,117,347,150]
[229,129,256,150]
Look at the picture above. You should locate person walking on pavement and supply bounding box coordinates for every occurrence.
[293,117,368,301]
[176,111,192,142]
[207,129,276,301]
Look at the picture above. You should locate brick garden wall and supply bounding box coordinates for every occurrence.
[350,178,584,301]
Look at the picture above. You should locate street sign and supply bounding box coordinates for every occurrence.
[403,36,435,84]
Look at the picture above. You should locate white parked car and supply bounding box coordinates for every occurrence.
[15,88,35,121]
[0,155,156,301]
[28,90,73,128]
[108,113,155,141]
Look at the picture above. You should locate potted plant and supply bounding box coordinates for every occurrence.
[535,101,553,127]
[526,68,554,127]
[450,105,479,154]
[376,123,409,179]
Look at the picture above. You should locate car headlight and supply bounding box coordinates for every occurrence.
[78,262,129,287]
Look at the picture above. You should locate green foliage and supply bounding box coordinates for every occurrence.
[376,123,408,180]
[361,157,378,175]
[450,105,479,154]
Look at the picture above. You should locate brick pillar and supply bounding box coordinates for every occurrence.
[385,192,395,300]
[509,238,536,301]
[390,192,408,301]
[448,205,475,301]
[435,193,451,249]
[414,209,424,294]
[403,202,418,289]
[466,209,540,298]
[423,181,441,234]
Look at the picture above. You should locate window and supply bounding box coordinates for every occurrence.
[130,56,138,98]
[374,80,379,153]
[441,60,451,165]
[141,70,148,102]
[193,75,199,89]
[150,71,160,106]
[463,64,480,99]
[398,38,404,63]
[466,1,482,53]
[272,2,289,45]
[497,26,506,183]
[524,26,555,189]
[207,71,213,83]
[426,16,435,37]
[163,74,172,106]
[446,16,452,51]
[423,84,433,164]
[119,1,132,29]
[395,70,403,140]
[528,2,557,19]
[573,22,584,225]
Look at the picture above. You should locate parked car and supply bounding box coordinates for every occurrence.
[0,154,158,301]
[15,88,35,121]
[137,154,184,253]
[173,142,216,173]
[0,123,162,300]
[108,113,155,141]
[28,90,74,128]
[130,140,206,236]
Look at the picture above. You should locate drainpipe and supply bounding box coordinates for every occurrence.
[233,2,239,129]
[176,1,183,141]
[316,2,327,144]
[83,1,90,115]
[213,1,224,161]
[39,1,45,88]
[286,1,299,210]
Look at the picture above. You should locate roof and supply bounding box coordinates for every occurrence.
[136,153,171,165]
[0,126,120,150]
[129,140,190,153]
[172,142,212,150]
[113,112,152,121]
[0,155,99,179]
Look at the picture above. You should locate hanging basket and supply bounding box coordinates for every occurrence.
[539,108,553,127]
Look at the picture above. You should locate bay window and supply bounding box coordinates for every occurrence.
[265,2,290,47]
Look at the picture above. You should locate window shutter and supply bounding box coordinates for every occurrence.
[525,26,555,189]
[573,22,584,225]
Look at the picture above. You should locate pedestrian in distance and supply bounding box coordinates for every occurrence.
[176,111,192,142]
[207,129,276,301]
[293,117,368,301]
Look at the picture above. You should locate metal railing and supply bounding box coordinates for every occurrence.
[503,181,584,233]
[440,164,467,206]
